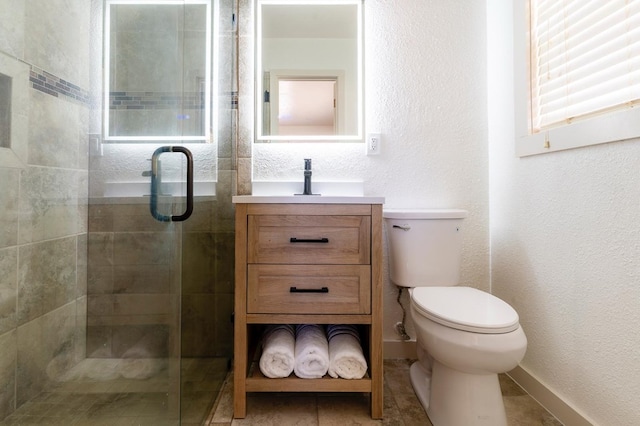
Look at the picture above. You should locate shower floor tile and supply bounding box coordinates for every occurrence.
[0,358,226,426]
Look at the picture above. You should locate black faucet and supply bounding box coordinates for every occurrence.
[303,159,313,195]
[143,158,167,195]
[296,158,319,195]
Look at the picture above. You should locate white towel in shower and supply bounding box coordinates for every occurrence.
[259,324,296,378]
[120,331,168,380]
[327,324,368,379]
[294,324,329,379]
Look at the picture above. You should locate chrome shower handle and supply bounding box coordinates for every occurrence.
[149,146,193,222]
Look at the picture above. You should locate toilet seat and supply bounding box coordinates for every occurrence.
[412,287,519,334]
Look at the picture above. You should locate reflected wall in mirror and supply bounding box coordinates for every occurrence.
[256,0,363,142]
[104,0,213,143]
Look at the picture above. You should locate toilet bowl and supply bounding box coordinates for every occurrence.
[410,286,527,426]
[383,209,527,426]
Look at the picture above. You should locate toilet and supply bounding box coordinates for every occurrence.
[383,209,527,426]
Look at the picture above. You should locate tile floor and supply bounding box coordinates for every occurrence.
[207,359,563,426]
[1,358,563,425]
[0,358,227,426]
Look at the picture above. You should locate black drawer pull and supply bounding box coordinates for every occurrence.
[290,286,329,293]
[289,237,329,243]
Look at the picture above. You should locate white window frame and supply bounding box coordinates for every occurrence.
[514,0,640,157]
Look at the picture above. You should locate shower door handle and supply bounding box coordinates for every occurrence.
[150,146,194,222]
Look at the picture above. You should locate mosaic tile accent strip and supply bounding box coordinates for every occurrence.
[230,90,238,109]
[27,68,235,111]
[109,91,204,110]
[29,66,90,105]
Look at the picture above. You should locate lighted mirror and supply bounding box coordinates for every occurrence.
[104,0,213,143]
[255,0,363,142]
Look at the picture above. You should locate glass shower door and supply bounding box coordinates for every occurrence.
[86,1,210,422]
[0,0,234,424]
[83,146,192,425]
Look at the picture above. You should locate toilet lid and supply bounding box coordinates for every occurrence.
[412,287,520,334]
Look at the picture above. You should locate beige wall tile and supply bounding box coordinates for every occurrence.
[17,237,77,325]
[87,232,114,267]
[26,91,81,169]
[76,233,88,298]
[0,169,19,248]
[0,330,16,420]
[16,302,77,405]
[182,232,216,294]
[0,0,25,58]
[113,232,173,266]
[18,167,84,244]
[113,265,171,294]
[0,248,17,335]
[113,294,173,316]
[181,294,217,357]
[24,0,90,85]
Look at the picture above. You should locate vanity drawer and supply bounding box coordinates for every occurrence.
[247,264,371,314]
[248,215,371,264]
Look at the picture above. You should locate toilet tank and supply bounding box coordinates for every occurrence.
[383,209,467,287]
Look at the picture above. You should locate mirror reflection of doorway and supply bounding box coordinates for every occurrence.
[276,78,337,135]
[256,1,362,142]
[263,70,343,137]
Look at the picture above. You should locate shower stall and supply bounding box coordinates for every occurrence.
[0,0,236,424]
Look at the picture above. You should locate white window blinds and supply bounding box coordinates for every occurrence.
[529,0,640,133]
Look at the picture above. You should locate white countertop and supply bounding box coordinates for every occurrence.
[232,195,385,204]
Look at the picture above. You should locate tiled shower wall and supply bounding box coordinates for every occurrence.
[86,197,235,360]
[86,202,180,360]
[181,197,235,358]
[0,0,238,422]
[0,0,92,420]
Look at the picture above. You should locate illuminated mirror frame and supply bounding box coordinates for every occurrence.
[255,0,363,142]
[103,0,215,143]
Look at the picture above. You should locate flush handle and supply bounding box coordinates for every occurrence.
[393,224,411,231]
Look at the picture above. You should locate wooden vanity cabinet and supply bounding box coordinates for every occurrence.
[233,200,383,419]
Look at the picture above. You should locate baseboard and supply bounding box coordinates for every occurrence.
[383,339,417,359]
[508,365,595,426]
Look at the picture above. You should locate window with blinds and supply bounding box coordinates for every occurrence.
[529,0,640,134]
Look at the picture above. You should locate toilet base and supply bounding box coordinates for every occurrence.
[427,360,508,426]
[409,361,431,411]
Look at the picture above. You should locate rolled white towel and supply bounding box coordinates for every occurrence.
[121,358,167,380]
[327,324,368,379]
[294,324,329,379]
[259,324,296,378]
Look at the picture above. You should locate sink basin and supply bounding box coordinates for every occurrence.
[232,195,384,204]
[251,181,364,197]
[236,181,383,204]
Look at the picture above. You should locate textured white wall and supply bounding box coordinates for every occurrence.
[89,143,217,198]
[252,1,490,342]
[488,1,640,424]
